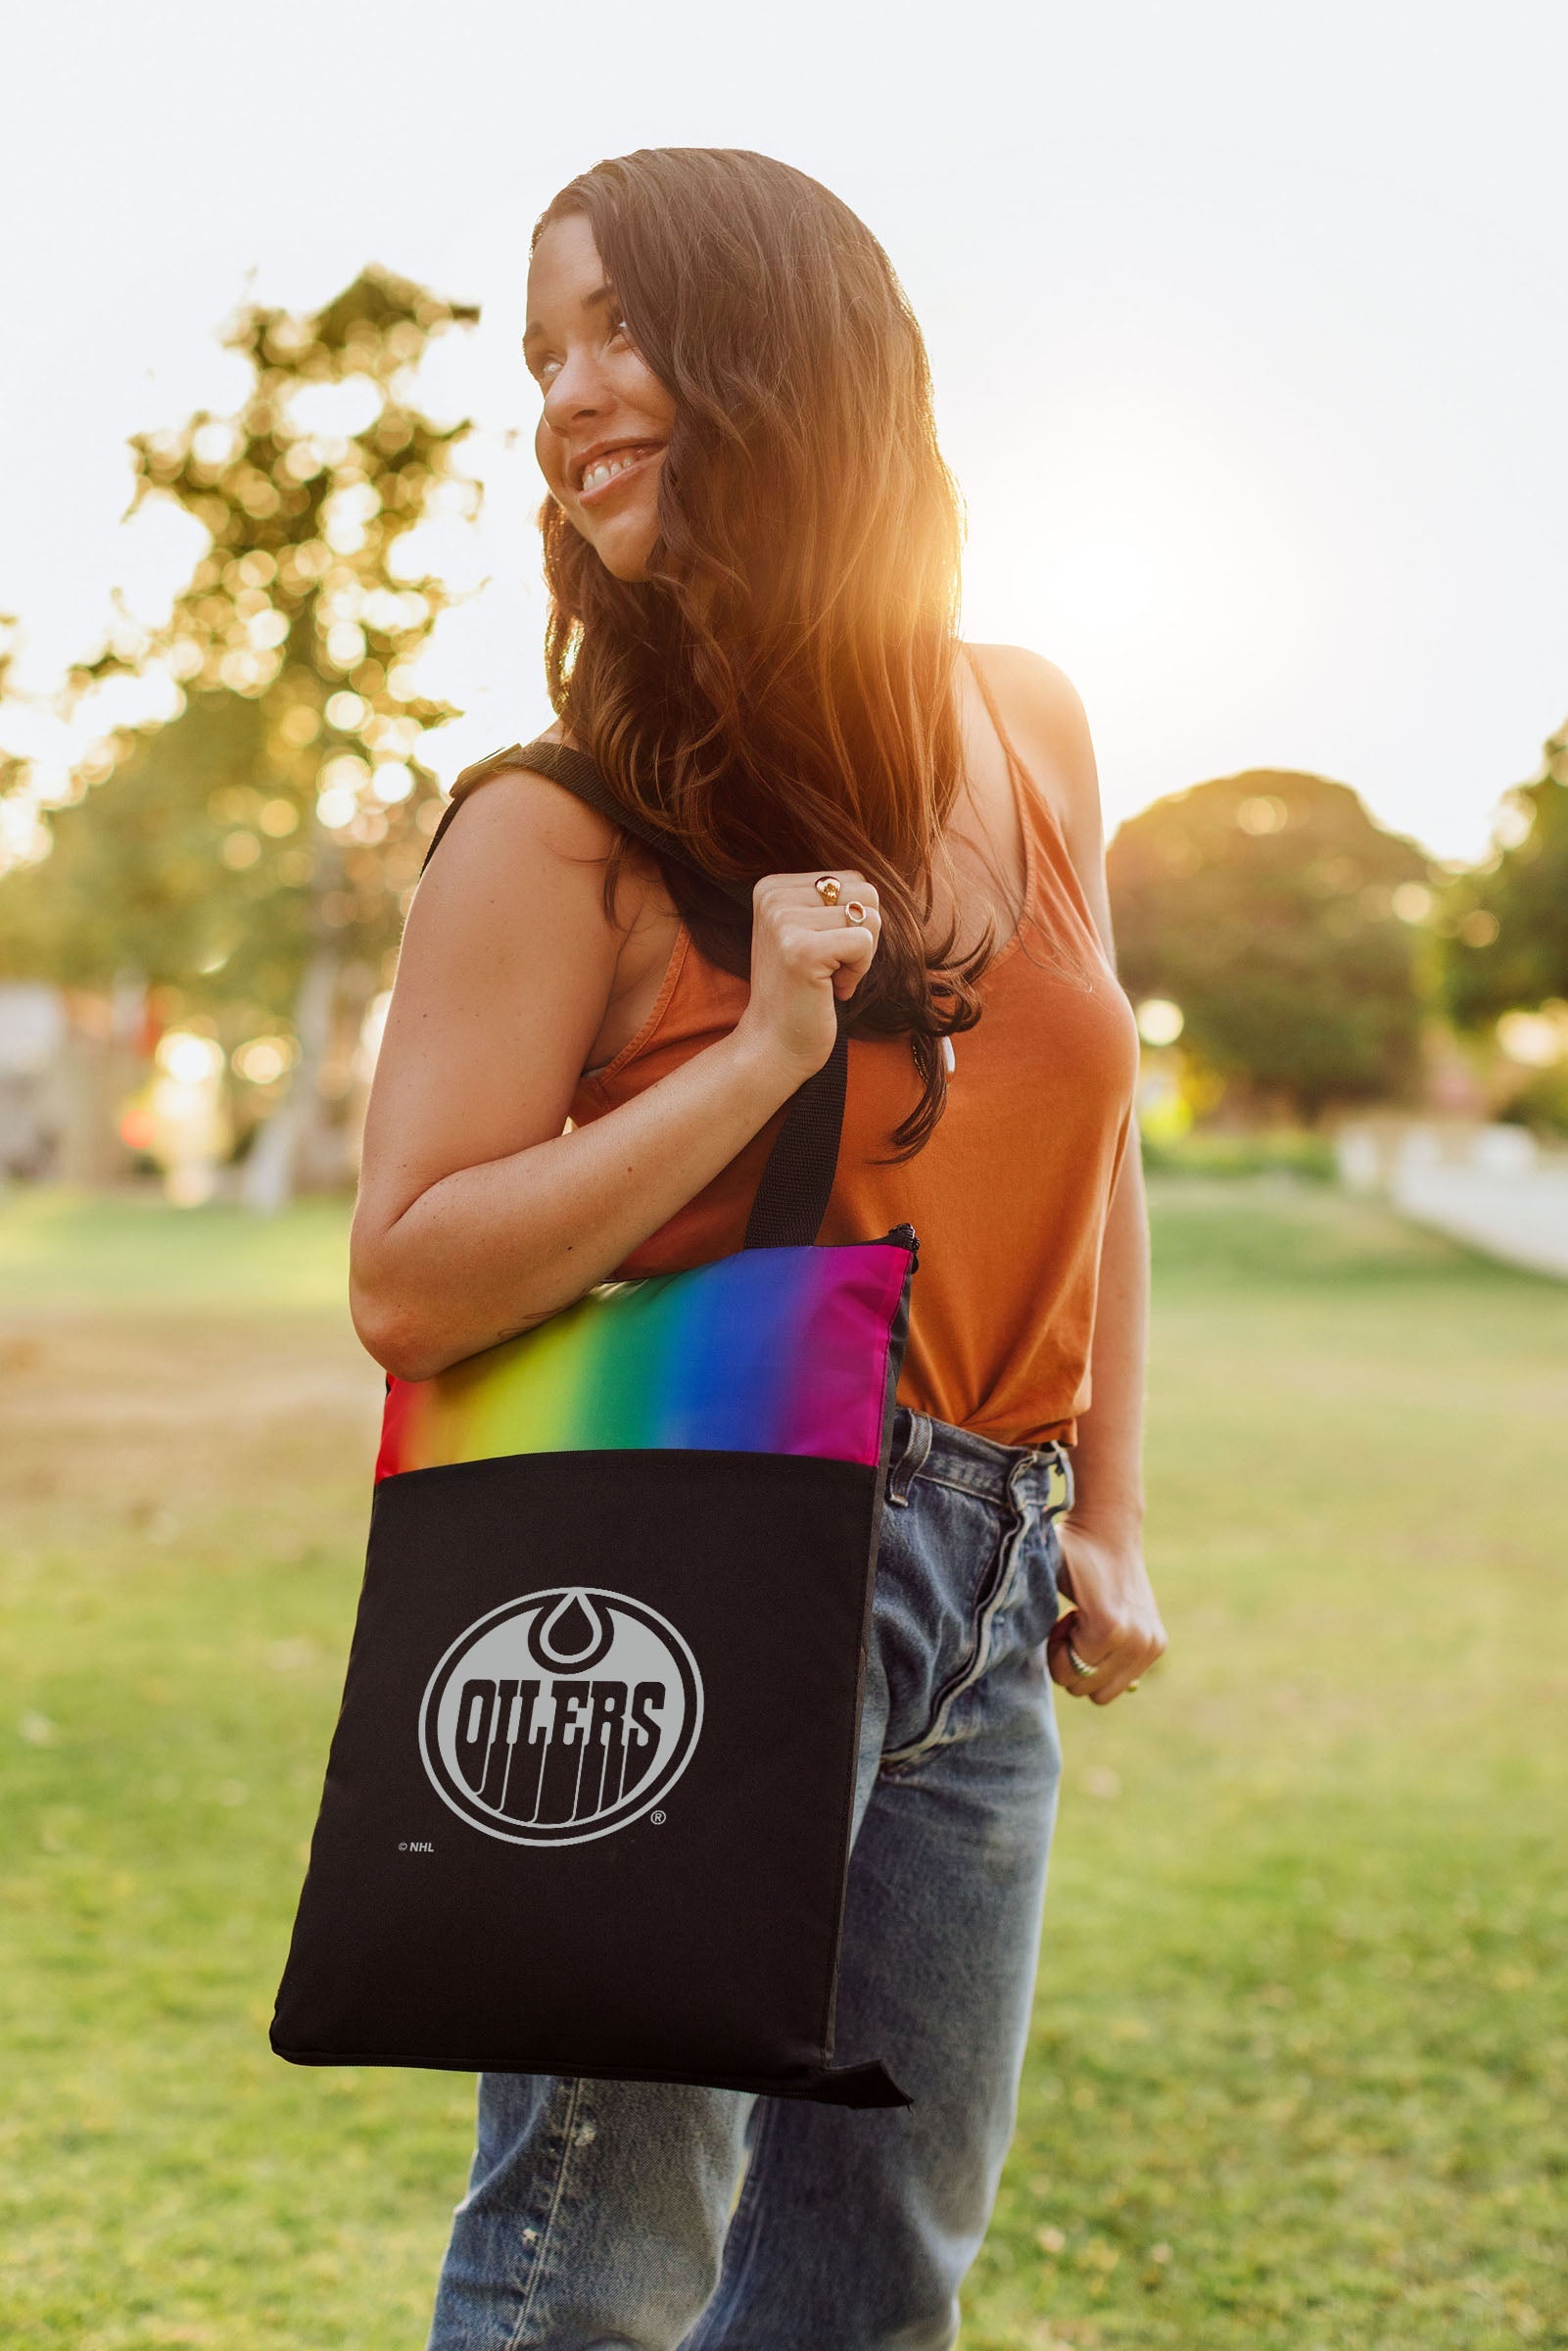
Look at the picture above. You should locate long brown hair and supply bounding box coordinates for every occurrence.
[534,147,989,1153]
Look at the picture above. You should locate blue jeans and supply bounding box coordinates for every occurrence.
[426,1407,1070,2351]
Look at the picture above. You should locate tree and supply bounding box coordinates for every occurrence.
[0,264,479,1197]
[0,621,47,865]
[1441,720,1568,1028]
[1107,770,1434,1121]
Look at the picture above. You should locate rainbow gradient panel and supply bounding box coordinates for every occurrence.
[375,1237,913,1483]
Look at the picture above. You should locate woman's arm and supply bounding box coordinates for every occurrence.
[350,766,879,1382]
[981,648,1168,1704]
[1056,1133,1164,1702]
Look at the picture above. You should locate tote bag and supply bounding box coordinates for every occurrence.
[270,740,915,2107]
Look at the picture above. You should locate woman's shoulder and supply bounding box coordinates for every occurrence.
[404,731,621,961]
[412,726,675,1001]
[446,720,585,819]
[429,726,625,882]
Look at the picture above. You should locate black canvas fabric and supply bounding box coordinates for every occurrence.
[270,741,916,2106]
[271,1447,905,2102]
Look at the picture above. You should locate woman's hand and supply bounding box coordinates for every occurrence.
[733,870,881,1083]
[1046,1522,1167,1705]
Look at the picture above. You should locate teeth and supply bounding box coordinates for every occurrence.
[581,449,649,493]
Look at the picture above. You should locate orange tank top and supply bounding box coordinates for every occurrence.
[568,711,1140,1449]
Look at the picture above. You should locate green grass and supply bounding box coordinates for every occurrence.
[2,1180,1564,2348]
[0,1185,353,1309]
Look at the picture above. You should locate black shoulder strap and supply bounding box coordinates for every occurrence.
[424,739,850,1250]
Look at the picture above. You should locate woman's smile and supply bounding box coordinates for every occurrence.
[574,440,665,504]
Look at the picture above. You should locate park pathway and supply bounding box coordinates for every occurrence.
[1393,1160,1568,1279]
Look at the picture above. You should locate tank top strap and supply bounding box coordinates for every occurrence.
[964,648,1067,866]
[963,647,1102,961]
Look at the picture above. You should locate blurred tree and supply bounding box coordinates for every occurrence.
[0,265,479,1200]
[1107,770,1433,1122]
[0,621,46,862]
[1441,720,1568,1026]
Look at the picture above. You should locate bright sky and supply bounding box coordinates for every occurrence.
[3,0,1564,863]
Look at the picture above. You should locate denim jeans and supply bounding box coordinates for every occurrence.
[426,1406,1070,2351]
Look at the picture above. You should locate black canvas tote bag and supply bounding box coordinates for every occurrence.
[270,741,916,2107]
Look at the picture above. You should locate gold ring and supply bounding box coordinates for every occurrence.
[844,900,868,926]
[814,875,841,905]
[1067,1641,1102,1679]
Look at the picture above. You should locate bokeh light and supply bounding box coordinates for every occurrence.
[1497,1009,1564,1069]
[155,1032,225,1084]
[1135,998,1185,1047]
[232,1034,297,1085]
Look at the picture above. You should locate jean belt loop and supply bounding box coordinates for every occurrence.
[1007,1447,1039,1511]
[885,1410,933,1507]
[1018,1440,1072,1519]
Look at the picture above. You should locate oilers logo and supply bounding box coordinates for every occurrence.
[418,1588,703,1846]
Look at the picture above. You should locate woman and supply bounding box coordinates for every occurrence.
[352,147,1167,2351]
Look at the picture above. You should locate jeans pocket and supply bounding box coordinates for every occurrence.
[871,1475,1010,1764]
[878,1483,1035,1774]
[1007,1514,1064,1656]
